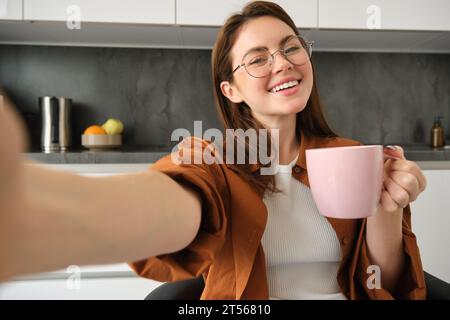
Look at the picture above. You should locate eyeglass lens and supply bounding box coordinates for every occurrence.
[243,36,311,78]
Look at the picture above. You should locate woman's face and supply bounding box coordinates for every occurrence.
[221,16,314,124]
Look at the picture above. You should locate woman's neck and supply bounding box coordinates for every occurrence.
[278,127,299,165]
[256,114,300,165]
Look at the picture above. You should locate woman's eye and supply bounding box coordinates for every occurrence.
[285,46,301,54]
[249,56,268,66]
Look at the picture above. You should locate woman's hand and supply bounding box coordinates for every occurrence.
[0,89,29,280]
[174,136,223,165]
[380,145,427,213]
[365,145,426,291]
[0,89,28,195]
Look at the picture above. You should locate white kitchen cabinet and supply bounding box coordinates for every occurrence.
[176,0,317,28]
[0,277,161,300]
[0,0,22,20]
[2,0,450,51]
[319,0,450,31]
[24,0,175,25]
[410,170,450,283]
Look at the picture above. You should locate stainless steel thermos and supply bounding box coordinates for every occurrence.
[39,96,72,153]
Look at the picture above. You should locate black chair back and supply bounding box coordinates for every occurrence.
[145,272,450,300]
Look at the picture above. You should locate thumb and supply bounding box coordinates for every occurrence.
[383,145,405,161]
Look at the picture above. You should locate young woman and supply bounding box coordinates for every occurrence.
[0,1,427,299]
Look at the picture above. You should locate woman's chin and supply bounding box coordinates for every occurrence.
[280,102,307,115]
[260,100,308,117]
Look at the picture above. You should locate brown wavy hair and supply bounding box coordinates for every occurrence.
[211,1,337,195]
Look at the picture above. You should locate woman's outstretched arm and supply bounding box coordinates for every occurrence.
[0,89,201,282]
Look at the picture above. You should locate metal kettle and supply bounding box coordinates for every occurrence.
[39,96,72,153]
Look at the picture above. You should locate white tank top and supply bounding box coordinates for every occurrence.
[261,155,347,300]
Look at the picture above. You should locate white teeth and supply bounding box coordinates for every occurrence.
[270,80,299,93]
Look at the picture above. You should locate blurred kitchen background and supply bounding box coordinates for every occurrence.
[0,0,449,299]
[0,46,449,150]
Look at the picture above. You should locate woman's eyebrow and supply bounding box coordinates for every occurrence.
[242,34,294,56]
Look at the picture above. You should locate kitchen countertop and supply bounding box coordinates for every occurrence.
[24,146,171,164]
[24,144,450,168]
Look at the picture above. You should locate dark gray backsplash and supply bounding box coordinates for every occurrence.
[315,52,450,145]
[0,45,449,150]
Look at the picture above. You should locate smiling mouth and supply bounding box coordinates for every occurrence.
[269,79,302,93]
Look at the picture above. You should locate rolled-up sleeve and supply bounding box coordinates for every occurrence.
[128,151,229,282]
[352,204,427,299]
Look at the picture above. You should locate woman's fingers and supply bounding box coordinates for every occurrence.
[383,176,411,208]
[380,187,400,212]
[389,170,420,202]
[385,159,427,193]
[176,137,223,165]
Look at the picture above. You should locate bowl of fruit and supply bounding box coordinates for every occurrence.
[82,118,124,151]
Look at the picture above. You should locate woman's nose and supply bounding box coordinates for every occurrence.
[271,51,293,74]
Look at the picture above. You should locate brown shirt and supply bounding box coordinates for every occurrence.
[129,130,426,300]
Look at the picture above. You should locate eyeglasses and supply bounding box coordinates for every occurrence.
[232,35,314,78]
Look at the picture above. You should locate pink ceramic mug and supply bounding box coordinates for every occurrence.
[305,145,383,219]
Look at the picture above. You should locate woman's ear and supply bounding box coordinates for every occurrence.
[220,81,243,104]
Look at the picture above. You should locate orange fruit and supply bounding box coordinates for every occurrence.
[84,125,107,135]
